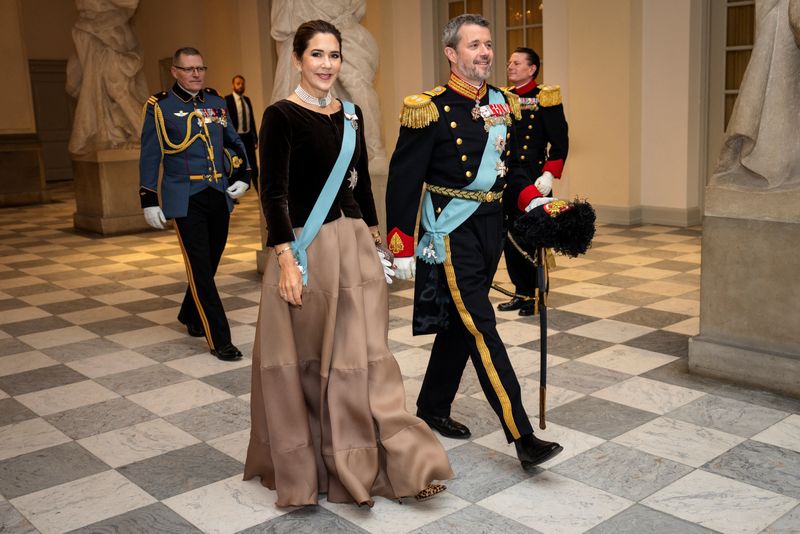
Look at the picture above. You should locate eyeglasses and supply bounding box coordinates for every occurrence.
[173,66,208,74]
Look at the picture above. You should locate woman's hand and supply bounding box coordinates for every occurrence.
[276,243,303,306]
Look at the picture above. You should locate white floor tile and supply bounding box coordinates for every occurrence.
[0,351,58,377]
[577,345,678,375]
[567,319,654,343]
[0,418,70,461]
[59,305,129,325]
[592,376,706,414]
[127,380,232,417]
[10,470,156,534]
[320,490,470,534]
[208,429,250,463]
[393,347,434,378]
[558,299,637,319]
[478,471,632,534]
[0,306,50,325]
[106,326,185,348]
[18,326,98,349]
[643,470,797,534]
[752,414,800,454]
[165,353,250,378]
[78,418,200,468]
[164,475,288,534]
[16,380,119,416]
[613,417,744,467]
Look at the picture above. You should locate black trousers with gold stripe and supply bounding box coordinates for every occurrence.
[174,187,232,350]
[416,212,533,443]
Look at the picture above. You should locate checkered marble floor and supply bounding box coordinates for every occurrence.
[1,184,799,534]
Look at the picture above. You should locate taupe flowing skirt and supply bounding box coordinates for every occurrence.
[244,216,453,507]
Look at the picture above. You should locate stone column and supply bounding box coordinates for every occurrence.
[689,0,800,396]
[0,0,47,207]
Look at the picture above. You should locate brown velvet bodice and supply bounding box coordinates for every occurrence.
[258,99,378,246]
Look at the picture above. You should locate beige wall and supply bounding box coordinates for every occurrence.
[1,0,37,134]
[565,0,641,217]
[20,0,76,60]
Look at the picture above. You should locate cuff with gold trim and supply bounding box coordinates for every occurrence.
[139,186,159,209]
[387,228,414,257]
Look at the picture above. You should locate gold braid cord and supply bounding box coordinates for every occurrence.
[153,104,217,177]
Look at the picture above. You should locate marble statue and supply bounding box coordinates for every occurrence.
[714,0,800,190]
[66,0,149,155]
[271,0,389,174]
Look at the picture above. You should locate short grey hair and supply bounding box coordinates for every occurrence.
[442,14,491,49]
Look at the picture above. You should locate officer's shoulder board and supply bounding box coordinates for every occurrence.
[538,85,562,107]
[203,87,220,97]
[141,91,168,121]
[145,91,168,107]
[499,87,522,120]
[399,85,446,129]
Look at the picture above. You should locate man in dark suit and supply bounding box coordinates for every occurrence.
[225,75,259,190]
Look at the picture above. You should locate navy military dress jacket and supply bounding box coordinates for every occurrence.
[385,73,531,257]
[139,83,250,219]
[508,79,569,216]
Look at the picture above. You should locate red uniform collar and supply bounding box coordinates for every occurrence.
[447,72,487,101]
[513,78,538,94]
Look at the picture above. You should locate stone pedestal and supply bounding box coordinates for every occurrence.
[0,134,48,206]
[689,186,800,397]
[72,148,150,235]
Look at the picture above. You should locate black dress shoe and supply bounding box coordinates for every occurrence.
[518,301,537,316]
[210,344,243,361]
[185,323,205,337]
[514,433,563,470]
[416,411,471,439]
[497,297,525,312]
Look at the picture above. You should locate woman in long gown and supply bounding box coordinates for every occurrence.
[244,19,453,508]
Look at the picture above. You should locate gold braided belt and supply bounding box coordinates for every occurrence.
[426,184,503,203]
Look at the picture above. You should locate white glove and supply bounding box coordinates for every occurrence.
[393,257,416,280]
[377,249,395,284]
[525,196,553,213]
[143,206,167,230]
[226,181,250,199]
[534,171,554,196]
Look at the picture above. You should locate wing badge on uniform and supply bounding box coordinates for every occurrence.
[173,110,188,117]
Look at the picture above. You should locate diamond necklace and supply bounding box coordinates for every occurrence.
[294,85,332,108]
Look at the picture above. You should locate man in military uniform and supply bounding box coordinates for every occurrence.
[386,14,562,470]
[139,47,251,361]
[498,47,569,315]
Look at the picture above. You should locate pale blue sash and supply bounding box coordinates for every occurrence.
[291,100,357,285]
[416,88,507,264]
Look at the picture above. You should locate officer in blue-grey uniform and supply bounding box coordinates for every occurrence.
[385,14,562,471]
[139,46,251,361]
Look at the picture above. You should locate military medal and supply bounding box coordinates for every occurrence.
[471,100,482,121]
[494,135,506,153]
[347,168,358,189]
[344,111,359,130]
[495,159,508,177]
[476,103,513,131]
[519,97,539,111]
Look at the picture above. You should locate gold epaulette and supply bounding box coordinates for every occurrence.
[538,85,562,107]
[399,85,446,128]
[502,89,522,120]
